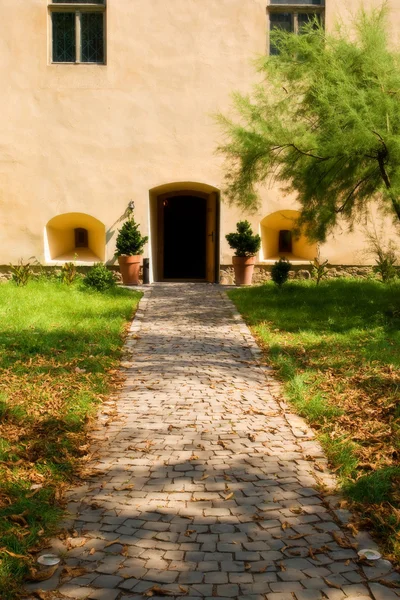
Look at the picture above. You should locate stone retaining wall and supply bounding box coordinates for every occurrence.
[219,264,379,285]
[1,263,397,285]
[0,264,126,283]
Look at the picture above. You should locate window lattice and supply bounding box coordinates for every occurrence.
[52,12,76,63]
[81,12,104,63]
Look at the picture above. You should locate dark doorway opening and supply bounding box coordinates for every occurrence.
[163,195,206,279]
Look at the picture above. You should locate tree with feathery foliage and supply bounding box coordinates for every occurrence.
[217,4,400,242]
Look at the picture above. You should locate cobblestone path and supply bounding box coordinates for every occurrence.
[28,284,400,600]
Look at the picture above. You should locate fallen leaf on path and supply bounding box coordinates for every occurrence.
[346,523,359,536]
[225,492,234,501]
[309,547,317,560]
[258,566,267,573]
[145,586,186,596]
[332,531,357,550]
[376,579,400,589]
[61,566,88,579]
[184,530,195,537]
[29,592,50,600]
[323,578,341,589]
[104,538,120,548]
[252,514,263,521]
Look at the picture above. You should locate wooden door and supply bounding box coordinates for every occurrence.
[206,192,217,282]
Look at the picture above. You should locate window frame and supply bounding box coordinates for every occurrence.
[48,1,107,65]
[267,2,325,55]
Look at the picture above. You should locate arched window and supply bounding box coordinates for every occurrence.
[45,213,105,262]
[260,210,317,261]
[279,230,292,253]
[75,228,88,248]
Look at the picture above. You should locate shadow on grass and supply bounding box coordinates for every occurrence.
[229,279,400,335]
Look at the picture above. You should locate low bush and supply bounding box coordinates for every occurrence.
[365,228,398,283]
[60,261,78,285]
[9,260,32,286]
[271,257,291,287]
[311,254,329,285]
[83,263,117,291]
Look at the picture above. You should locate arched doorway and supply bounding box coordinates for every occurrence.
[149,183,220,282]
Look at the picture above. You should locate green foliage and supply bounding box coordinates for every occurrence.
[287,374,343,425]
[217,6,400,240]
[60,261,77,285]
[0,280,141,598]
[228,279,400,560]
[225,220,261,257]
[345,467,400,504]
[320,434,359,479]
[311,254,329,285]
[115,216,148,256]
[83,263,117,291]
[366,228,398,283]
[271,257,291,286]
[373,248,398,283]
[9,260,32,287]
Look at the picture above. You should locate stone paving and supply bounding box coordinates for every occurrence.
[26,284,400,600]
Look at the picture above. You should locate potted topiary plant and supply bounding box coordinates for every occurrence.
[226,220,261,285]
[115,216,148,285]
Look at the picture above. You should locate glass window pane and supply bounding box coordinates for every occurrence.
[270,13,293,55]
[52,12,76,62]
[81,12,104,63]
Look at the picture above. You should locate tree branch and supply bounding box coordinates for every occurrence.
[377,154,400,222]
[335,170,378,213]
[271,143,330,161]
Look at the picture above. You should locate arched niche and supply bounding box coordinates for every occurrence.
[260,210,317,262]
[45,213,106,262]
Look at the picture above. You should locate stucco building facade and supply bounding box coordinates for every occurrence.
[1,0,399,282]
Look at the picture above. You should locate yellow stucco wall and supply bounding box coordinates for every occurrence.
[0,0,399,275]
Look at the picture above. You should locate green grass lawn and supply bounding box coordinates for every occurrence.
[229,278,400,562]
[0,279,141,598]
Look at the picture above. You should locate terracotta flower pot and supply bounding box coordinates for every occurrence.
[118,255,141,285]
[232,255,256,286]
